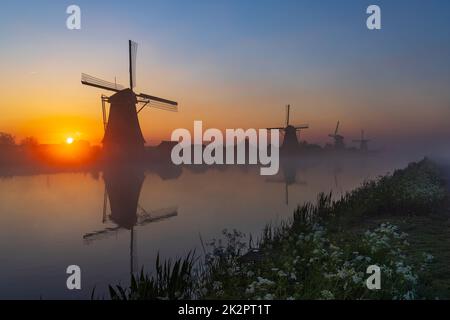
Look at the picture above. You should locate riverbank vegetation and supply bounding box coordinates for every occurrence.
[107,158,449,300]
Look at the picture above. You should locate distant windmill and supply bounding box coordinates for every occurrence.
[81,40,178,159]
[267,105,309,153]
[328,121,345,150]
[353,130,370,152]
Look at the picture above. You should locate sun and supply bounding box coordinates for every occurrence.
[66,137,74,145]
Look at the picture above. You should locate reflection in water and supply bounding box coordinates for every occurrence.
[83,164,178,275]
[0,154,419,298]
[266,158,308,205]
[333,164,344,196]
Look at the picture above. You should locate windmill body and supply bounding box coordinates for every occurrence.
[267,105,309,155]
[328,121,345,150]
[283,125,301,151]
[103,89,146,158]
[81,40,178,160]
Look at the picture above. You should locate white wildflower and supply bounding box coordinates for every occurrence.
[320,290,335,300]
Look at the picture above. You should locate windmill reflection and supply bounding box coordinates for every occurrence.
[266,159,307,205]
[83,164,178,275]
[332,163,344,196]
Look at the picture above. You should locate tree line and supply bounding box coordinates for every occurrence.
[0,132,38,148]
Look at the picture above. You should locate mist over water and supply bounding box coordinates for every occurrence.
[0,151,428,299]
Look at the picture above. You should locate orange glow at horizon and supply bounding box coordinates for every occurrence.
[1,36,450,150]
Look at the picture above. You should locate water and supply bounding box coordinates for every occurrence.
[0,154,417,299]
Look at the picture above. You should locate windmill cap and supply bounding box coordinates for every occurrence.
[109,88,137,104]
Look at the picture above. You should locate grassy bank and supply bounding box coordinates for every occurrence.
[107,158,449,300]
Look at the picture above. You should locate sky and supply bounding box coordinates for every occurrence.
[0,0,449,151]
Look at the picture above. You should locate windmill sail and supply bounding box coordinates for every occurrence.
[147,100,178,112]
[137,206,178,226]
[335,121,340,135]
[82,73,125,92]
[83,226,122,244]
[136,93,178,113]
[292,124,309,129]
[129,40,138,89]
[286,104,290,127]
[138,93,178,106]
[83,206,178,243]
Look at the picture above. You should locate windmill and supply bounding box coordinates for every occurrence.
[353,130,370,152]
[83,166,178,275]
[81,40,178,159]
[328,121,345,150]
[267,105,309,153]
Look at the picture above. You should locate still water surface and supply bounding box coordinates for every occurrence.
[0,154,417,299]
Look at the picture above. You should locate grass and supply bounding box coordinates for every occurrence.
[108,253,197,300]
[330,158,447,228]
[104,158,449,300]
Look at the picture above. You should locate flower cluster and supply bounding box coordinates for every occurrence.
[202,222,429,300]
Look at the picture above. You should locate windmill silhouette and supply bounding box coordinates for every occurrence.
[83,166,178,275]
[328,121,345,150]
[267,105,309,153]
[353,130,370,152]
[81,40,178,159]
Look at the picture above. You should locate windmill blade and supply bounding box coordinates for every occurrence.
[335,121,340,135]
[293,124,309,130]
[130,228,137,275]
[267,127,285,130]
[137,206,178,226]
[286,104,290,127]
[102,183,109,222]
[129,40,138,89]
[148,99,178,112]
[137,93,178,106]
[136,98,178,114]
[285,183,289,205]
[101,95,108,132]
[83,226,122,244]
[81,73,125,93]
[138,93,178,106]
